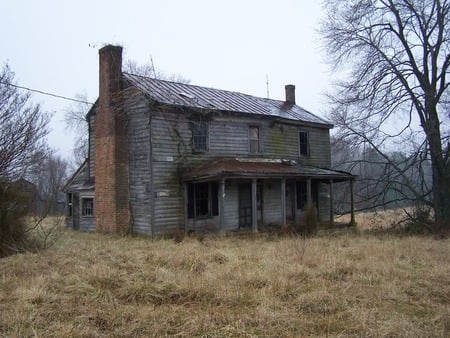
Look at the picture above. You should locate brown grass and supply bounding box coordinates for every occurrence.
[1,222,449,337]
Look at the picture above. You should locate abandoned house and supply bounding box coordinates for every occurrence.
[63,45,355,235]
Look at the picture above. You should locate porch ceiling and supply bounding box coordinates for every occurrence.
[183,158,355,183]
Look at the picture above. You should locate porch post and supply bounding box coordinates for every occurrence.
[329,179,334,226]
[350,179,356,226]
[183,183,188,234]
[251,179,258,233]
[281,178,286,227]
[219,178,225,232]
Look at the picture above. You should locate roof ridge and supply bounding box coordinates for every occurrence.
[122,72,332,127]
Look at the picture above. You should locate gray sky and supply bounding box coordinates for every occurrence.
[1,1,332,159]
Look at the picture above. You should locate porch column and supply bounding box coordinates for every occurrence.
[350,179,356,226]
[306,179,312,206]
[329,179,334,226]
[281,178,286,227]
[219,178,225,232]
[251,179,258,233]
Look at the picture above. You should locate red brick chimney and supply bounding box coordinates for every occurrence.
[95,45,130,234]
[285,84,296,104]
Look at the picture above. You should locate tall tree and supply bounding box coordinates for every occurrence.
[321,0,450,229]
[0,64,50,180]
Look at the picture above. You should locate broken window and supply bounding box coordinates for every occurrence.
[82,198,94,217]
[187,182,219,219]
[299,131,309,156]
[249,126,261,154]
[191,120,208,152]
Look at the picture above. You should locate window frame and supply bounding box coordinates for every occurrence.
[191,119,209,153]
[248,125,262,154]
[298,131,309,157]
[81,197,94,217]
[187,182,219,220]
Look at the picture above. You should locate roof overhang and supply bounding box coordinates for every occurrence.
[183,158,355,183]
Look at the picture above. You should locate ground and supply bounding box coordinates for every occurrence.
[0,219,449,337]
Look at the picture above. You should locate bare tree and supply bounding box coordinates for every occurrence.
[321,0,450,230]
[0,64,56,256]
[64,92,92,168]
[0,64,50,180]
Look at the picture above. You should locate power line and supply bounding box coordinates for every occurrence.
[0,81,95,105]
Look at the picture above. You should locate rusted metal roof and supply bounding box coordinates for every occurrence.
[123,73,332,127]
[183,158,354,182]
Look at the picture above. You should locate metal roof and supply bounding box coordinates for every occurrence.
[183,158,354,182]
[123,73,332,127]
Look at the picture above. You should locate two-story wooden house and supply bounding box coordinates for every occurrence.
[64,45,355,235]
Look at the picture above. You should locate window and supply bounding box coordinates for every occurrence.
[249,126,261,154]
[82,198,94,217]
[299,131,309,156]
[187,182,219,219]
[296,181,307,210]
[192,120,208,152]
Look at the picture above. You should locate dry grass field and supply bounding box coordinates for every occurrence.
[1,218,449,337]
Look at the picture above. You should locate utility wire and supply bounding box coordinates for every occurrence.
[0,81,95,105]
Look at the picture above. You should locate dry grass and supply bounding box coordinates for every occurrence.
[1,223,449,337]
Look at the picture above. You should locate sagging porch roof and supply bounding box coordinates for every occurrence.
[183,158,355,183]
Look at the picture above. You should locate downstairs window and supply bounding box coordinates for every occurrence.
[187,182,219,219]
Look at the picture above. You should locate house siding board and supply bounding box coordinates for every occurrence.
[150,111,185,235]
[263,180,283,224]
[223,181,239,230]
[79,217,95,231]
[209,121,249,155]
[126,91,152,235]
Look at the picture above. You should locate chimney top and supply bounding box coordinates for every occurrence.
[285,84,295,104]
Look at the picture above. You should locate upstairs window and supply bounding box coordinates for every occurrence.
[191,120,208,152]
[299,131,309,156]
[249,126,261,154]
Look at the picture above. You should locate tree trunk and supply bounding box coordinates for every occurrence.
[426,107,450,229]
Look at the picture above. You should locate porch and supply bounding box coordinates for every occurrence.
[183,158,355,233]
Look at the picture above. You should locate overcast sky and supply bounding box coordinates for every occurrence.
[1,1,333,160]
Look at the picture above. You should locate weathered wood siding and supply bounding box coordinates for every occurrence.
[262,180,283,225]
[318,182,331,222]
[150,109,189,235]
[125,90,152,235]
[124,98,332,235]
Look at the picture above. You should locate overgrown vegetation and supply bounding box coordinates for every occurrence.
[1,217,449,337]
[0,64,67,257]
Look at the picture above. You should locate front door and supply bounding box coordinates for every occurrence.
[238,183,252,228]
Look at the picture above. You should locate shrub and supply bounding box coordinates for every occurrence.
[295,202,318,236]
[0,179,32,257]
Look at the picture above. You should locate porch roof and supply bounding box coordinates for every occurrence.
[183,158,355,183]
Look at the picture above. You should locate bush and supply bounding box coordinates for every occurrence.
[0,179,32,257]
[300,202,319,235]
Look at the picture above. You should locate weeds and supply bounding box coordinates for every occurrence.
[0,229,449,337]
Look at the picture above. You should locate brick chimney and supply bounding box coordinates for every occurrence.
[95,45,130,234]
[285,84,295,104]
